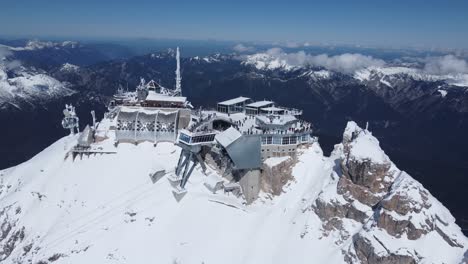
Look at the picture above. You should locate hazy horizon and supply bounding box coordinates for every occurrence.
[1,0,467,50]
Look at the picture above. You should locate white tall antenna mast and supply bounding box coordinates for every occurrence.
[175,47,182,96]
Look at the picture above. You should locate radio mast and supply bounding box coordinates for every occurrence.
[175,47,182,96]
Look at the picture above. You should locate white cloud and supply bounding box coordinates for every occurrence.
[284,41,300,48]
[424,55,468,75]
[308,53,386,73]
[0,46,21,70]
[233,43,255,53]
[249,48,385,73]
[0,46,12,60]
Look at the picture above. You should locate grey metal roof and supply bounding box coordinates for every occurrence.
[224,135,261,170]
[246,100,274,108]
[217,96,251,106]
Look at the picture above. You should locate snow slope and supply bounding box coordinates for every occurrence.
[5,40,79,51]
[0,123,466,263]
[0,136,345,264]
[243,50,468,87]
[0,65,73,109]
[354,66,468,88]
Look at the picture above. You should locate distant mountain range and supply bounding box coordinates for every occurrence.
[0,40,467,235]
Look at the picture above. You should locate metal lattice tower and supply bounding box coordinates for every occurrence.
[62,104,79,135]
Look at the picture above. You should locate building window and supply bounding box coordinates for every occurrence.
[272,137,281,145]
[217,105,227,113]
[179,133,191,143]
[289,136,297,144]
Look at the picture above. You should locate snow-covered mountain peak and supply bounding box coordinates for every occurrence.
[0,120,466,263]
[354,66,468,88]
[242,49,468,88]
[0,64,74,110]
[7,40,80,51]
[314,121,467,263]
[299,69,332,80]
[343,121,389,165]
[189,54,232,64]
[60,63,80,72]
[243,52,298,71]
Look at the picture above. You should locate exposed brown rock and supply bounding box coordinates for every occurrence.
[337,176,381,207]
[260,157,295,196]
[376,211,428,240]
[314,197,369,228]
[350,234,417,264]
[341,158,392,194]
[380,189,430,215]
[316,122,467,262]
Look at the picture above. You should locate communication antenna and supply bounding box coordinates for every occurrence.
[91,110,96,131]
[62,104,79,135]
[175,47,182,96]
[365,121,369,131]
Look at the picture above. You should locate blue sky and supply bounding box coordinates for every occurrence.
[1,0,467,48]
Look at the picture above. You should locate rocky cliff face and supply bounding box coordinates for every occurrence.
[313,121,467,263]
[261,156,296,196]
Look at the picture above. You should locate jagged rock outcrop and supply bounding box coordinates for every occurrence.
[313,121,467,263]
[0,204,28,262]
[261,156,295,196]
[339,122,396,206]
[350,234,417,264]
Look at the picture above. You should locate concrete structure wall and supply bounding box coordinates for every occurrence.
[238,169,261,204]
[261,144,297,159]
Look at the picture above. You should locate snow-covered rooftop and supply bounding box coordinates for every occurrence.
[260,106,284,112]
[246,100,274,108]
[146,91,187,103]
[215,127,242,148]
[119,106,178,115]
[218,96,251,106]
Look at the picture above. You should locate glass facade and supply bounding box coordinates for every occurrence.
[192,134,216,143]
[260,133,311,146]
[179,133,216,144]
[179,133,192,144]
